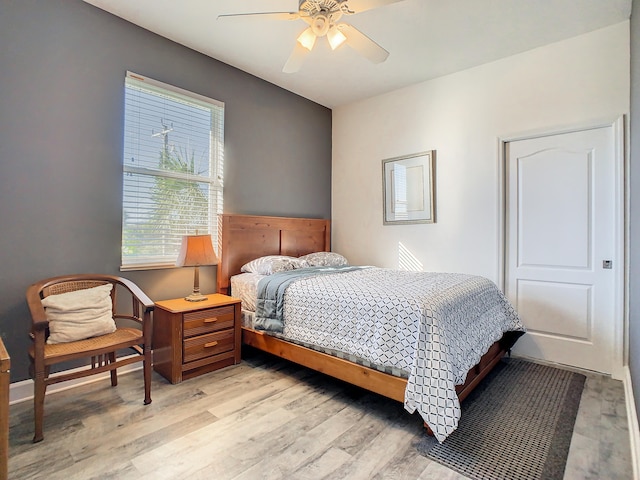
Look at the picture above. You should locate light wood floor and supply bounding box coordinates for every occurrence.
[8,349,633,479]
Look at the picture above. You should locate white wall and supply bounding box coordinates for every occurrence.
[332,22,630,283]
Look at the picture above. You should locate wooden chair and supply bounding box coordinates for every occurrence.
[26,274,154,442]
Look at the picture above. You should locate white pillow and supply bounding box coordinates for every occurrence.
[298,252,349,267]
[42,283,116,344]
[240,255,306,275]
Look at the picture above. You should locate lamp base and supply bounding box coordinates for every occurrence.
[184,293,208,302]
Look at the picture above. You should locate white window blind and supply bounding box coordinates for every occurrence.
[121,72,224,269]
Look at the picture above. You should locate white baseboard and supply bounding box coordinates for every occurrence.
[10,356,142,405]
[623,366,640,480]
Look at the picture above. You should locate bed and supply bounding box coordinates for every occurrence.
[217,214,524,442]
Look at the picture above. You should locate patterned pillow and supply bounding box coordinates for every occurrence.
[240,255,305,275]
[42,283,116,344]
[299,251,349,267]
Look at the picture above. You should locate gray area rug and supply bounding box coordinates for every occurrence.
[416,357,586,480]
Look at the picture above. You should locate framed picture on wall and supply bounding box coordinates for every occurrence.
[382,150,436,225]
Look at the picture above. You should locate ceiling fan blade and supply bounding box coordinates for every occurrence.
[282,42,312,73]
[342,0,405,14]
[217,12,300,21]
[337,23,389,64]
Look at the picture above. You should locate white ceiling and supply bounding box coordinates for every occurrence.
[82,0,631,108]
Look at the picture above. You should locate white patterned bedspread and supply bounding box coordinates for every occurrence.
[273,267,524,442]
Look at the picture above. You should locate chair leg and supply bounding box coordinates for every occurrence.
[143,348,152,405]
[33,374,46,443]
[108,352,118,387]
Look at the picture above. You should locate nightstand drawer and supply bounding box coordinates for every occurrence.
[183,329,234,363]
[183,306,235,338]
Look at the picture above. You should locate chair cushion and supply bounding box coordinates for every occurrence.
[42,284,117,344]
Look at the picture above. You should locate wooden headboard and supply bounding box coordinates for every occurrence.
[217,214,331,295]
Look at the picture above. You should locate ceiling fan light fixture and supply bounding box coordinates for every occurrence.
[311,13,331,37]
[221,0,402,72]
[297,27,316,51]
[327,25,347,50]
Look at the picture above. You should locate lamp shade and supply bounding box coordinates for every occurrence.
[327,25,346,50]
[175,235,219,267]
[297,27,316,51]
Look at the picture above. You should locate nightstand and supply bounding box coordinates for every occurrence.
[0,337,9,480]
[153,294,241,383]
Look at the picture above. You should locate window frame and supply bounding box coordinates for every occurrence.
[121,71,224,271]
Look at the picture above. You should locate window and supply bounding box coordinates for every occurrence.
[121,72,224,269]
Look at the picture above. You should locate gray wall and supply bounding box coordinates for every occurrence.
[631,0,640,428]
[0,0,332,381]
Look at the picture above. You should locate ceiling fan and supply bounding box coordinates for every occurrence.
[218,0,405,73]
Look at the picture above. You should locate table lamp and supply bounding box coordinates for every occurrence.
[175,234,219,302]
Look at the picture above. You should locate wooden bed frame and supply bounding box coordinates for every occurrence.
[217,214,520,425]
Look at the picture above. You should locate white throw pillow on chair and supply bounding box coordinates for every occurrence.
[42,283,117,344]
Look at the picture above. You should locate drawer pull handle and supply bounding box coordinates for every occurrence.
[204,341,219,348]
[204,317,218,323]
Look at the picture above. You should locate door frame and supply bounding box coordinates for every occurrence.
[497,115,626,379]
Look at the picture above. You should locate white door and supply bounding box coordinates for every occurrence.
[505,125,618,374]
